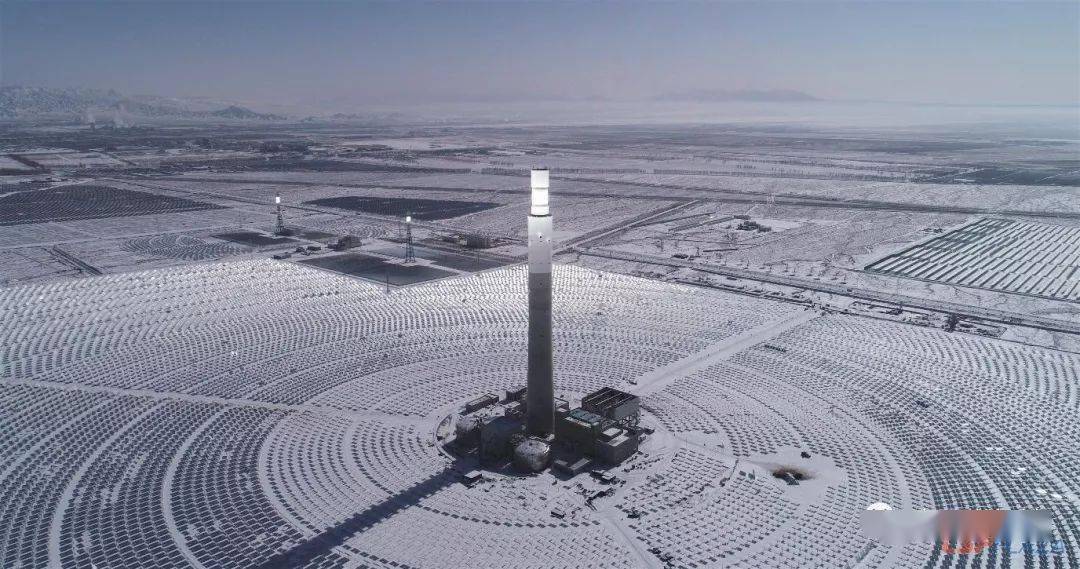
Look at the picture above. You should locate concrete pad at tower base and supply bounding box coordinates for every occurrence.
[212,231,298,248]
[299,252,455,285]
[366,243,511,272]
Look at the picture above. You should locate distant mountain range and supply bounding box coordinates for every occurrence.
[0,85,824,124]
[655,89,820,103]
[0,86,284,121]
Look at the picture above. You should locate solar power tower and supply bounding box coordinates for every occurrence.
[404,213,416,263]
[274,194,286,234]
[526,168,555,436]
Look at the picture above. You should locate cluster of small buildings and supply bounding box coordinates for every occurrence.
[453,385,642,475]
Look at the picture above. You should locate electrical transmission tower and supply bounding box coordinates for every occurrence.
[404,213,415,263]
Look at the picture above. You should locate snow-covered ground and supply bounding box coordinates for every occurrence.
[1,120,1078,568]
[0,155,36,171]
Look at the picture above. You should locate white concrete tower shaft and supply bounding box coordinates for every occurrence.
[526,168,554,436]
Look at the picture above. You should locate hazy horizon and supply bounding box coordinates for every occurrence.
[2,1,1078,112]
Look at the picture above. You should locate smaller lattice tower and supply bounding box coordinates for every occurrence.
[404,213,416,263]
[274,194,286,235]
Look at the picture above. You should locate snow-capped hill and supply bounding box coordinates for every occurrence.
[208,105,282,120]
[0,86,120,118]
[655,89,820,103]
[0,86,284,121]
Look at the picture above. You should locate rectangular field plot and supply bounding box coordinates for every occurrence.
[0,185,224,226]
[865,217,1080,302]
[0,155,39,173]
[366,243,512,272]
[211,231,297,248]
[298,252,456,285]
[303,196,499,220]
[17,151,125,169]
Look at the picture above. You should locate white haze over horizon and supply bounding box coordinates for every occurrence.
[3,1,1077,114]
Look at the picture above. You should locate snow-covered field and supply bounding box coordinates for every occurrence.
[0,155,36,171]
[17,150,126,168]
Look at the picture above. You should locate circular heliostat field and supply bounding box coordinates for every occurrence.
[1,260,1076,568]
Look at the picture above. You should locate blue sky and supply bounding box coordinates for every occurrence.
[2,1,1077,108]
